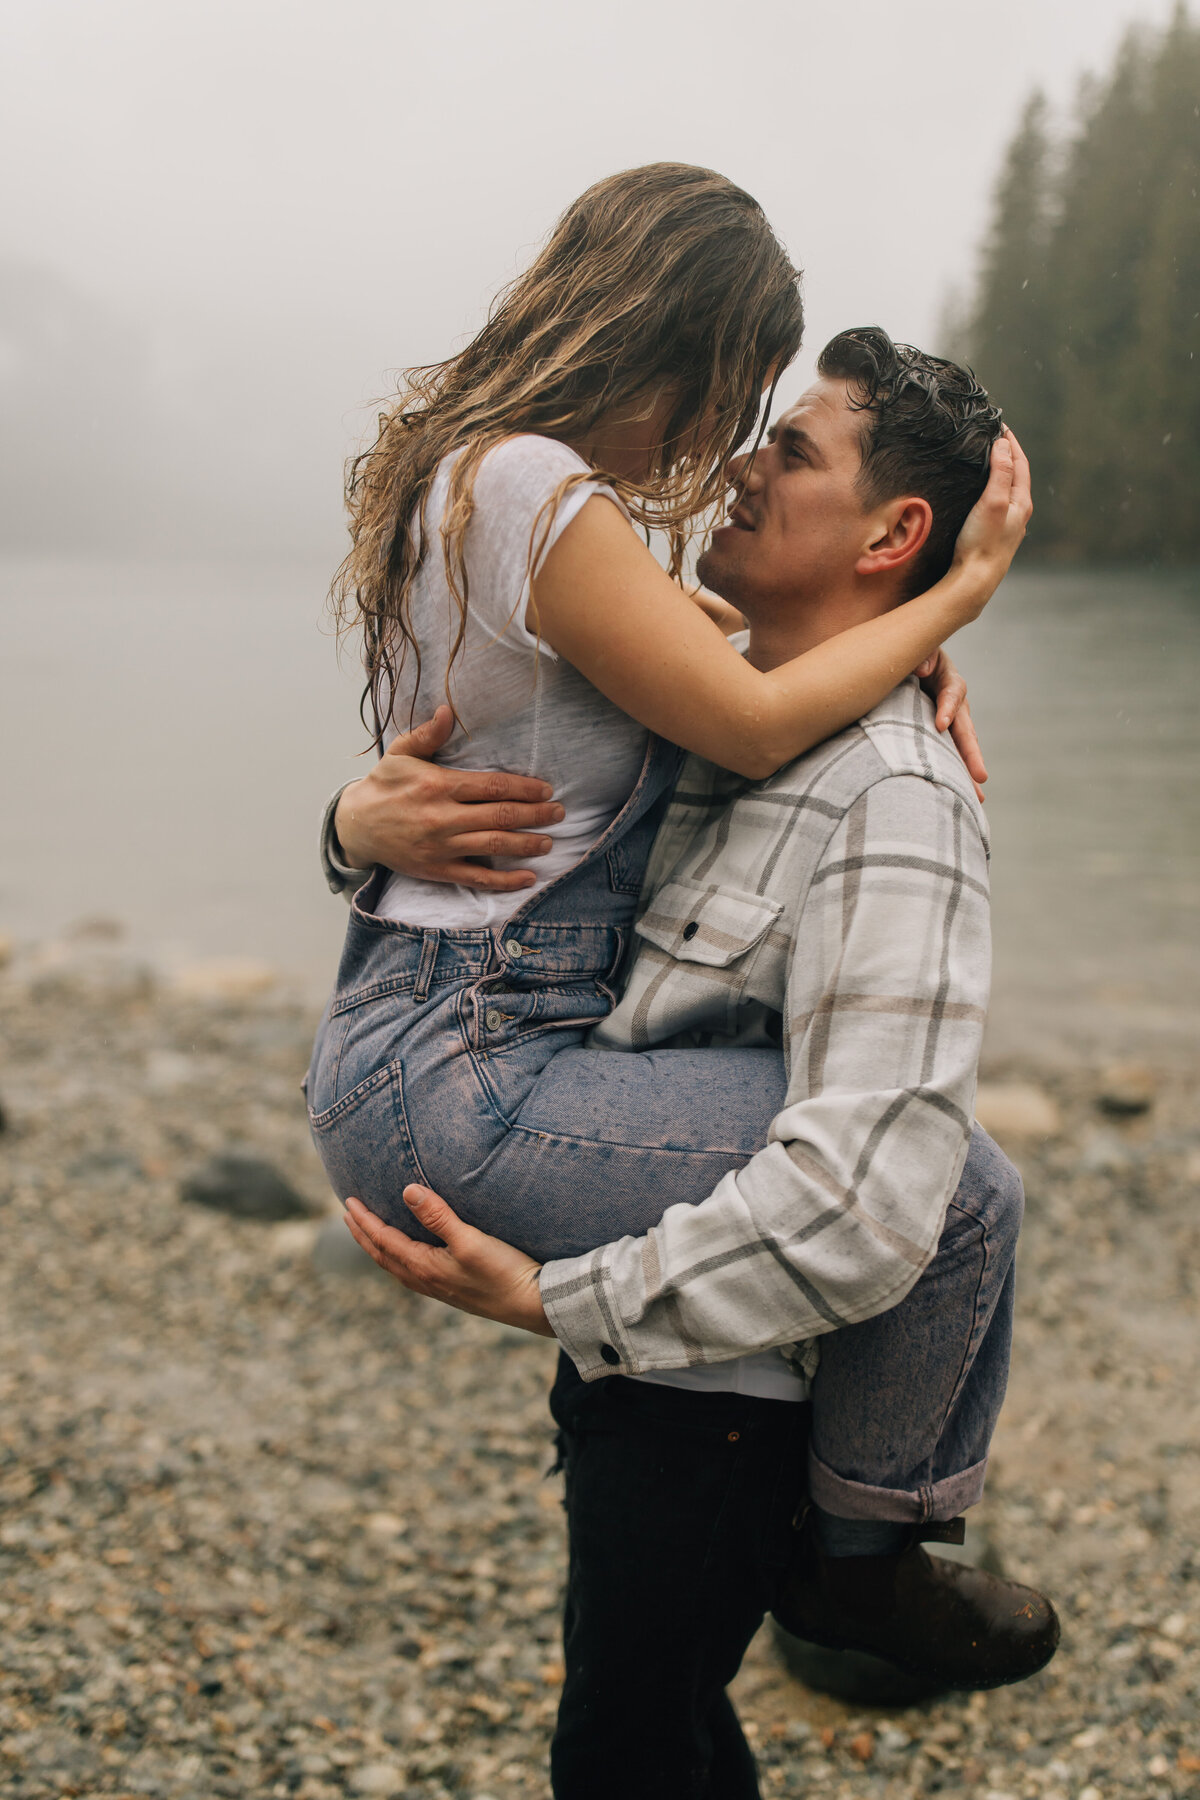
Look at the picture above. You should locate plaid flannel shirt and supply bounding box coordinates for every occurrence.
[539,677,991,1383]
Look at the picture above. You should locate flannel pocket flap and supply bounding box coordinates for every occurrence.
[634,881,782,968]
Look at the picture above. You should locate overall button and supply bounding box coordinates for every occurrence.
[485,1009,504,1031]
[504,938,525,957]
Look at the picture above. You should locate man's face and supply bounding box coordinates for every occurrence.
[696,376,875,612]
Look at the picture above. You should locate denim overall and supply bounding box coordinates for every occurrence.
[307,731,1023,1522]
[308,731,796,1257]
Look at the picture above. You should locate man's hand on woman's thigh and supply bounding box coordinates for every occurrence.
[342,1188,556,1337]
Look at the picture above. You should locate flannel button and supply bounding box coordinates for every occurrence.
[600,1343,621,1366]
[681,921,699,941]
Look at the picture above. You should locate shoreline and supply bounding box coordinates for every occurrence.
[1,942,1197,1798]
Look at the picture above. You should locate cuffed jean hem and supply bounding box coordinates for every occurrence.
[806,1447,990,1524]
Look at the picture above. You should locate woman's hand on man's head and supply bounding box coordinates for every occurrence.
[951,426,1033,590]
[342,1190,556,1339]
[333,705,565,889]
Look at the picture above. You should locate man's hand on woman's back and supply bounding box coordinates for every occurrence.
[332,659,989,883]
[333,705,565,890]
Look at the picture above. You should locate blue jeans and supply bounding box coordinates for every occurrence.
[308,737,1023,1518]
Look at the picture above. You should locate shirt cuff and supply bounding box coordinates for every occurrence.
[539,1250,643,1382]
[320,784,374,897]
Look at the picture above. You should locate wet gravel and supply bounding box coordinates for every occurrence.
[1,941,1198,1799]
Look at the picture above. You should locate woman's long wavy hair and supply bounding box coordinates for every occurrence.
[332,162,804,740]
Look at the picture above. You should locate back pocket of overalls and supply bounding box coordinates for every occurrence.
[307,1062,430,1230]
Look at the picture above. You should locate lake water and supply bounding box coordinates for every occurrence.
[3,556,1198,1064]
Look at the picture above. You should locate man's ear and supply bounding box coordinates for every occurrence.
[855,497,933,579]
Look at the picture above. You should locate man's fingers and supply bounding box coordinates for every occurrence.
[344,1208,403,1273]
[383,704,455,761]
[343,1202,422,1281]
[424,862,538,892]
[447,769,559,807]
[446,799,564,832]
[343,1196,449,1289]
[448,830,555,860]
[344,1194,416,1260]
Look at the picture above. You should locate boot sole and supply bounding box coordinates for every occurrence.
[772,1612,1060,1693]
[772,1622,947,1705]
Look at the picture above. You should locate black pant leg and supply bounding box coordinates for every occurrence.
[548,1354,808,1800]
[699,1690,762,1800]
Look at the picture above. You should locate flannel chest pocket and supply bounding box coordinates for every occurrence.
[633,880,782,1035]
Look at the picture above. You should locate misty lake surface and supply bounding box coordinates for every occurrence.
[3,557,1198,1063]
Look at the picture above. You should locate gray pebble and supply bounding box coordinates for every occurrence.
[349,1764,407,1796]
[3,973,1198,1800]
[180,1151,317,1220]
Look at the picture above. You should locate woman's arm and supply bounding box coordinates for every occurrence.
[532,434,1029,780]
[685,585,747,637]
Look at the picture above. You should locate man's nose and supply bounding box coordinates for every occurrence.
[726,451,763,492]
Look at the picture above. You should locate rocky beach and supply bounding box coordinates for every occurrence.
[1,928,1198,1800]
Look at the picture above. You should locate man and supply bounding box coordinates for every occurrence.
[327,330,1052,1798]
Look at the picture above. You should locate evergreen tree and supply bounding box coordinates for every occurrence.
[967,5,1200,561]
[1121,6,1200,558]
[970,92,1059,546]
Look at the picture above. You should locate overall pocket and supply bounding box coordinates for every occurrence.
[307,1061,430,1231]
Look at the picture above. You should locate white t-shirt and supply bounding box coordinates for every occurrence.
[372,436,648,929]
[634,1349,807,1403]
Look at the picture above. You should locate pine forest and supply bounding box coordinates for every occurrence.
[964,4,1200,562]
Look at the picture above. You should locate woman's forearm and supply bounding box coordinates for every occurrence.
[747,558,995,777]
[535,424,1029,781]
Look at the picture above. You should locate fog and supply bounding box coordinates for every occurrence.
[0,0,1182,555]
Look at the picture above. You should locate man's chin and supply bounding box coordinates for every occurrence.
[695,543,743,603]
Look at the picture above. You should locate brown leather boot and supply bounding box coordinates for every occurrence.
[773,1514,1060,1692]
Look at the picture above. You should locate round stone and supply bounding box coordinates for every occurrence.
[180,1153,316,1222]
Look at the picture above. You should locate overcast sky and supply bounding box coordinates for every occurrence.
[0,0,1183,549]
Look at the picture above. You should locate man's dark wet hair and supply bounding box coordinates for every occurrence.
[817,327,1004,596]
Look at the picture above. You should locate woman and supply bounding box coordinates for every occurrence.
[308,161,1015,1262]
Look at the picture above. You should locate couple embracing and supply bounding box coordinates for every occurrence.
[306,164,1054,1798]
